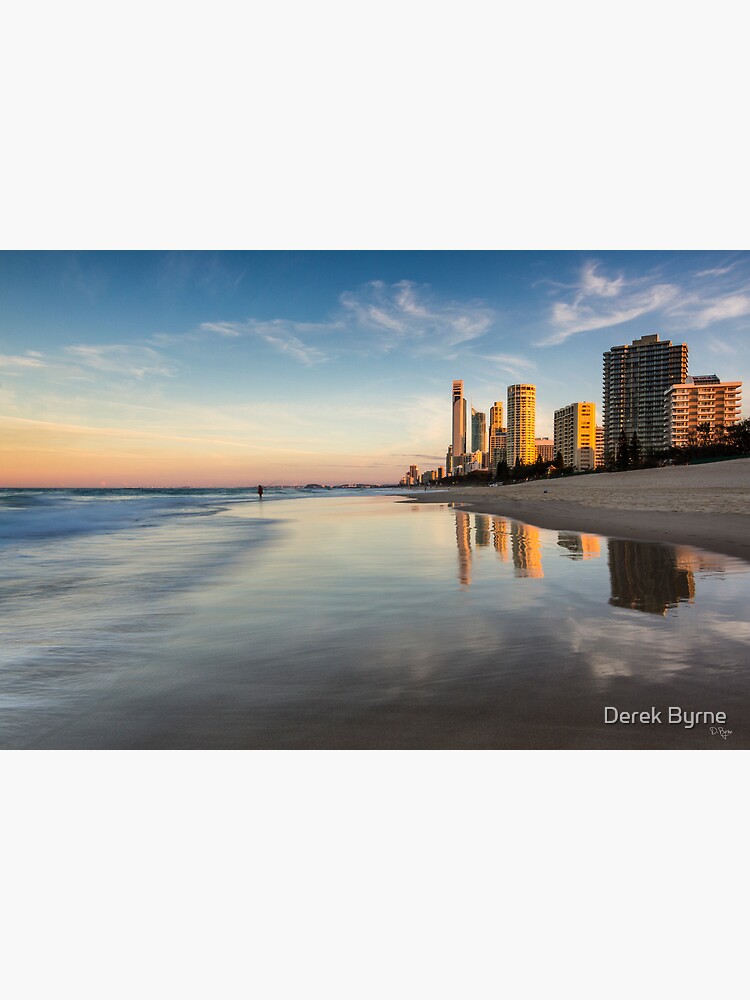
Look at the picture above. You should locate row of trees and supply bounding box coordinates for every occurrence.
[611,418,750,470]
[494,452,567,482]
[437,454,567,486]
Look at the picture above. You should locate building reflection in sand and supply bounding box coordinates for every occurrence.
[454,510,544,584]
[452,509,731,614]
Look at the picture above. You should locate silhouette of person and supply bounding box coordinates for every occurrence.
[257,485,264,498]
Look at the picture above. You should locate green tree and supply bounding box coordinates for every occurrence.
[553,450,565,472]
[616,431,629,470]
[727,418,750,453]
[697,422,713,448]
[630,432,640,469]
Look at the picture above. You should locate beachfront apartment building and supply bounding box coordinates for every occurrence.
[535,438,555,463]
[489,431,507,473]
[595,425,604,468]
[664,376,742,448]
[488,402,505,473]
[603,334,688,460]
[452,381,467,468]
[507,384,536,466]
[553,402,597,470]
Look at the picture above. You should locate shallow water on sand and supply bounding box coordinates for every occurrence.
[1,493,749,748]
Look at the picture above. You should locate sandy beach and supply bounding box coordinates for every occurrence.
[402,457,750,563]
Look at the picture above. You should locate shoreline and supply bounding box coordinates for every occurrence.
[395,458,750,564]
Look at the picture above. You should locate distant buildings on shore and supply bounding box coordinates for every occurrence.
[400,332,743,484]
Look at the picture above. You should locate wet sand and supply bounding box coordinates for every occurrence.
[402,458,750,564]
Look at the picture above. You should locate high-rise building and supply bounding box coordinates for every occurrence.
[664,376,742,448]
[452,381,467,461]
[507,384,536,466]
[535,438,555,463]
[489,433,507,474]
[602,334,688,460]
[488,401,506,473]
[553,402,597,470]
[471,407,487,454]
[595,425,604,468]
[489,401,503,434]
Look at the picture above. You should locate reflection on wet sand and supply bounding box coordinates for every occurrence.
[454,511,735,615]
[454,511,544,582]
[607,541,735,615]
[455,511,472,585]
[557,532,601,559]
[608,539,696,615]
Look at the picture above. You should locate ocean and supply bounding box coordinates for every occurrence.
[1,488,748,748]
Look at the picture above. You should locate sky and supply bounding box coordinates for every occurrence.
[1,250,749,486]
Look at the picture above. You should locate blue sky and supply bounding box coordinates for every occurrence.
[1,251,748,485]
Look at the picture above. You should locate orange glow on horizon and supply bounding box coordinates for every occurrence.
[0,419,399,487]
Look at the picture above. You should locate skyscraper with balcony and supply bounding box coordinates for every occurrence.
[664,376,742,448]
[553,402,597,470]
[507,384,536,466]
[602,334,688,460]
[452,380,467,466]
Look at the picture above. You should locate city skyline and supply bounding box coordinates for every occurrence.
[2,250,749,486]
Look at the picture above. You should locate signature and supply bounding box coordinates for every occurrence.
[710,726,732,740]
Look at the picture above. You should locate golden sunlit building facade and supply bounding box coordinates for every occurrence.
[664,376,742,448]
[488,401,506,474]
[553,401,597,470]
[507,384,536,466]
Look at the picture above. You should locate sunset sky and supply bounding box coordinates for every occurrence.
[1,250,748,486]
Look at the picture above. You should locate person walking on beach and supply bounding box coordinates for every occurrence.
[257,484,264,498]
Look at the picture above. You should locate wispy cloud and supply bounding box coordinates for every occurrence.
[64,344,177,378]
[480,352,536,380]
[199,320,330,365]
[694,262,740,278]
[706,334,738,356]
[0,353,47,370]
[678,292,750,329]
[156,251,245,294]
[339,280,494,354]
[540,262,678,345]
[191,280,496,364]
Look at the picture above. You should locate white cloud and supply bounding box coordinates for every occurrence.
[0,354,46,369]
[195,280,496,363]
[686,293,750,329]
[580,261,624,298]
[694,262,740,278]
[65,344,176,378]
[200,319,330,365]
[480,353,536,380]
[540,261,679,345]
[339,280,494,353]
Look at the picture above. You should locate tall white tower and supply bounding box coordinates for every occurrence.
[452,380,466,460]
